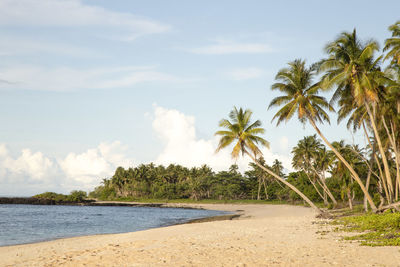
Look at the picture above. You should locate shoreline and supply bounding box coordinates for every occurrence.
[1,203,400,266]
[0,202,239,248]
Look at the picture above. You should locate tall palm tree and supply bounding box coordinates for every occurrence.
[215,106,321,212]
[319,29,394,203]
[384,21,400,65]
[269,59,377,212]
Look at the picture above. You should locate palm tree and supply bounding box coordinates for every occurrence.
[248,157,269,200]
[314,146,338,205]
[215,106,321,212]
[330,142,366,209]
[384,21,400,65]
[319,29,394,203]
[269,59,377,212]
[292,135,337,205]
[292,136,326,203]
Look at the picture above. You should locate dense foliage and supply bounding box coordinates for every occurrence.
[34,190,88,203]
[89,161,326,203]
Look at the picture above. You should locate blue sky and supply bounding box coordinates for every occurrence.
[0,0,399,196]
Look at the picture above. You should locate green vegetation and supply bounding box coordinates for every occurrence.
[34,190,87,203]
[89,162,325,204]
[333,211,400,246]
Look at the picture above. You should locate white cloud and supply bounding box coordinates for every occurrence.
[152,105,291,172]
[58,141,133,188]
[0,0,171,40]
[189,40,273,55]
[0,144,54,182]
[0,142,134,195]
[0,65,183,91]
[279,136,289,152]
[225,67,268,81]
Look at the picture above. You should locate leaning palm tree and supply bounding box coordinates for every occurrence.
[319,29,394,204]
[268,59,377,212]
[215,106,321,212]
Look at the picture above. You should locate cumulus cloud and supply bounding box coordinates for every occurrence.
[0,65,184,91]
[0,142,134,196]
[59,141,133,188]
[0,0,171,40]
[152,106,238,170]
[0,144,55,183]
[189,40,273,55]
[152,105,292,172]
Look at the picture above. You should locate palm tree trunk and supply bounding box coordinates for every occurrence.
[316,179,329,205]
[365,104,393,202]
[310,165,337,205]
[375,154,390,202]
[263,177,269,200]
[347,188,353,210]
[382,117,400,201]
[257,177,262,200]
[304,171,325,202]
[364,168,373,211]
[246,151,322,213]
[362,121,375,211]
[308,117,377,212]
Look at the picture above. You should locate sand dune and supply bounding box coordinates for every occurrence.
[1,204,399,266]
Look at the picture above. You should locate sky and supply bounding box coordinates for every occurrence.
[0,0,399,196]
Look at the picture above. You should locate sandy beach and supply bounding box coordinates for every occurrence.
[1,204,400,267]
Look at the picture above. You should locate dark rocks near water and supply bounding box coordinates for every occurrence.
[0,197,95,205]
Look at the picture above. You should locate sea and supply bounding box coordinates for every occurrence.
[0,204,228,246]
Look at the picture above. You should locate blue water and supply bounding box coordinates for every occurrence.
[0,204,228,246]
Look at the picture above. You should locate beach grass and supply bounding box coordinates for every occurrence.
[332,207,400,246]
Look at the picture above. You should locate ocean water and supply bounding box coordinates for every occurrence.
[0,204,228,246]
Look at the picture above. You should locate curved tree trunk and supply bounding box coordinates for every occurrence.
[304,171,325,202]
[382,117,400,201]
[308,118,377,212]
[347,188,353,210]
[262,177,269,200]
[362,121,375,211]
[310,165,337,205]
[257,177,262,200]
[375,154,389,203]
[365,104,393,203]
[316,179,329,205]
[246,151,322,213]
[362,121,389,201]
[319,177,336,205]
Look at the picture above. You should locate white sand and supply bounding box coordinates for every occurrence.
[1,204,399,266]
